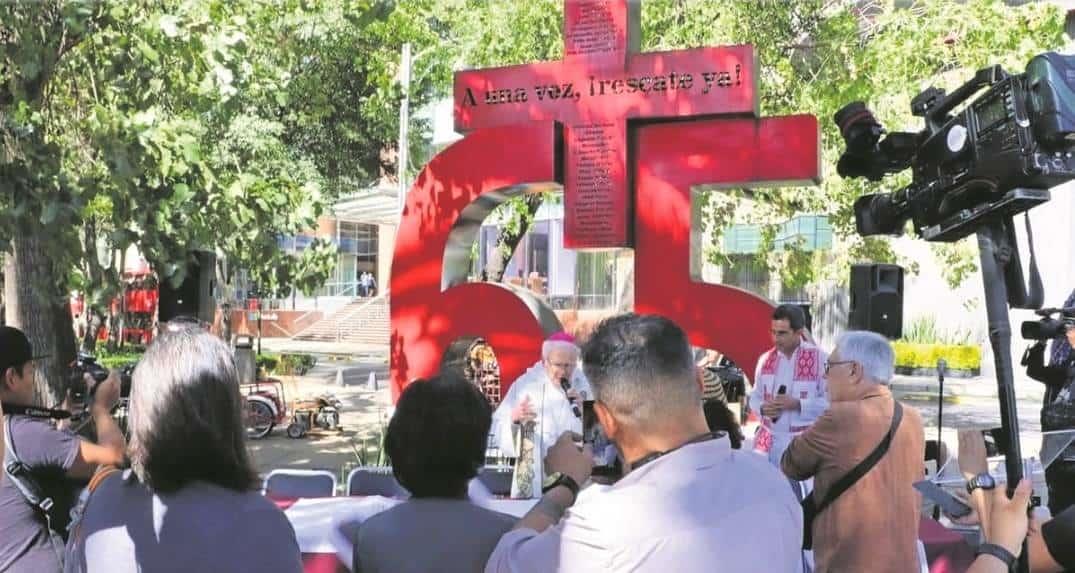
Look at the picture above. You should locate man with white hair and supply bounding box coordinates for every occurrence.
[782,330,925,573]
[491,332,590,498]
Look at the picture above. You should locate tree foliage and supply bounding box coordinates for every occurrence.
[1,0,468,360]
[435,0,1067,292]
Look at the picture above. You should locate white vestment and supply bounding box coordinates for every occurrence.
[491,362,590,497]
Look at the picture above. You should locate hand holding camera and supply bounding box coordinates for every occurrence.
[90,370,121,415]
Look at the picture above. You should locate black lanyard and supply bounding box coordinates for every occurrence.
[629,431,724,471]
[2,404,71,420]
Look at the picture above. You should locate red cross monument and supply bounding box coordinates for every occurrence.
[390,0,820,401]
[455,1,758,249]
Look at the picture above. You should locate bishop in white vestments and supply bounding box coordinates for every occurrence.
[491,332,590,498]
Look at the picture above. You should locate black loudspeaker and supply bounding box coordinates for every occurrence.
[158,251,216,324]
[849,264,903,339]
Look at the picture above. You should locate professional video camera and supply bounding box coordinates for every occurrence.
[1021,307,1075,340]
[836,52,1075,242]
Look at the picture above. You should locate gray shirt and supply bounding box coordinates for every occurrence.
[0,415,81,573]
[66,470,302,573]
[354,498,515,573]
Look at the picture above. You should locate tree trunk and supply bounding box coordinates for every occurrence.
[79,218,102,354]
[4,230,76,407]
[216,255,233,343]
[81,307,106,353]
[108,249,127,350]
[485,194,543,282]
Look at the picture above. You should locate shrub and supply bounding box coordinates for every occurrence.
[96,347,146,369]
[902,315,977,346]
[892,342,981,371]
[256,353,279,374]
[277,353,317,375]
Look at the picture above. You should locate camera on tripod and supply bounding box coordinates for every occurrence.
[1021,307,1075,340]
[836,52,1075,242]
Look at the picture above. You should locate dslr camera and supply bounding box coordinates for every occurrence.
[1021,307,1075,340]
[69,353,110,402]
[69,353,135,403]
[836,52,1075,242]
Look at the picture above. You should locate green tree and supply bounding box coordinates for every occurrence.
[1,1,340,399]
[436,0,1066,294]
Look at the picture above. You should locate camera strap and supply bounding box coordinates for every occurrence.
[2,404,71,420]
[1023,213,1045,310]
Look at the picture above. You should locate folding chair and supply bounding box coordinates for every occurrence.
[347,466,409,498]
[262,469,337,499]
[476,465,514,497]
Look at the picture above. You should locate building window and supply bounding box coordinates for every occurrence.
[576,251,616,309]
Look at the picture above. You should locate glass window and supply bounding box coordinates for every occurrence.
[528,221,550,279]
[576,251,616,309]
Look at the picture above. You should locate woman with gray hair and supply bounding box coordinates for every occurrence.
[65,327,302,573]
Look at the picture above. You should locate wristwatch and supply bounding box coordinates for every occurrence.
[541,471,580,502]
[966,472,997,494]
[976,543,1016,569]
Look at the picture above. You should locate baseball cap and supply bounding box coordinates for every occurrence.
[0,326,50,375]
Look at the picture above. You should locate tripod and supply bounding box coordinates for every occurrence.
[975,217,1040,573]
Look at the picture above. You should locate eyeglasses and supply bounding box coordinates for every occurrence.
[824,360,854,374]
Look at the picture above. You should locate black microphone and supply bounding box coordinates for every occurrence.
[560,377,581,418]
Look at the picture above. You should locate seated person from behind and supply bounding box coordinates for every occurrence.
[355,372,515,573]
[65,326,302,573]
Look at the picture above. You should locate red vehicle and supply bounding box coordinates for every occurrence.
[242,378,287,439]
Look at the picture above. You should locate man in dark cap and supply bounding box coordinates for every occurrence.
[0,326,126,572]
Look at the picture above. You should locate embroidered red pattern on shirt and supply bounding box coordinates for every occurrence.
[760,350,779,375]
[754,426,774,454]
[794,348,819,381]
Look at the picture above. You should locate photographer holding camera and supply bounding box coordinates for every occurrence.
[1020,298,1075,516]
[0,326,126,572]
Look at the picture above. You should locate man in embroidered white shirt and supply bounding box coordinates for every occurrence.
[748,304,829,467]
[484,314,802,573]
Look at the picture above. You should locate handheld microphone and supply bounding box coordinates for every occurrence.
[560,377,581,418]
[771,384,787,422]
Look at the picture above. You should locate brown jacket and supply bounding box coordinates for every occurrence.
[782,385,925,573]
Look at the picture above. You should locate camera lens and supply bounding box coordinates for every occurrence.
[834,102,883,152]
[1021,317,1067,340]
[853,193,909,236]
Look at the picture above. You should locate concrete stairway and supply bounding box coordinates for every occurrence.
[293,295,389,345]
